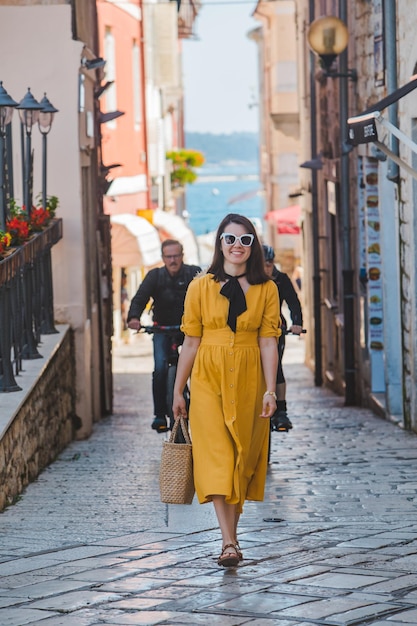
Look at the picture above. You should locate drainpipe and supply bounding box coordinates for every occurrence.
[308,0,323,386]
[339,0,356,404]
[384,0,399,182]
[139,0,152,209]
[384,0,404,425]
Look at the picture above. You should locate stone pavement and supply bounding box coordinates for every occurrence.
[2,333,417,625]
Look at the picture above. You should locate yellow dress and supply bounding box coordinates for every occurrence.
[181,273,281,513]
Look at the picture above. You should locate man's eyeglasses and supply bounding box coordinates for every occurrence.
[220,233,254,247]
[163,253,183,260]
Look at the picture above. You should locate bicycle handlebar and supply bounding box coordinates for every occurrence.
[137,324,306,335]
[139,324,182,334]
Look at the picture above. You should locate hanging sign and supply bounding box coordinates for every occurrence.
[348,115,378,146]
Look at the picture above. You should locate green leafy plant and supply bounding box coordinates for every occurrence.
[166,149,205,189]
[35,194,59,218]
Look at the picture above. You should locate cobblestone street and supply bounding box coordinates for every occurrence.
[2,333,417,625]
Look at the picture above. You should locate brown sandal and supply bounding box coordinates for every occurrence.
[234,541,243,561]
[218,543,240,567]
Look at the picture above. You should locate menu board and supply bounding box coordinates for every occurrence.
[364,159,384,354]
[357,157,367,348]
[358,157,367,274]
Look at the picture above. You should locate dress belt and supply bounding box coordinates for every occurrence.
[201,328,258,346]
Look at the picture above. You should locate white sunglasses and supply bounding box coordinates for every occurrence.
[220,232,254,247]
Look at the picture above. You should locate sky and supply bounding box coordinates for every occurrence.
[182,0,260,134]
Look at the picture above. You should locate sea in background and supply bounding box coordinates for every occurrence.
[185,162,264,236]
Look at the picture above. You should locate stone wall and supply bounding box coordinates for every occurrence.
[0,329,76,511]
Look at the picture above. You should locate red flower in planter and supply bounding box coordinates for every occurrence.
[4,196,59,248]
[7,216,30,245]
[30,207,51,232]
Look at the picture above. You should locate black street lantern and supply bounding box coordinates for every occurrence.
[307,16,356,80]
[16,87,43,134]
[16,88,43,215]
[0,81,18,230]
[38,93,58,210]
[0,81,18,134]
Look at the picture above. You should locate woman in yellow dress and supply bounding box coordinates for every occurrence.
[172,214,281,567]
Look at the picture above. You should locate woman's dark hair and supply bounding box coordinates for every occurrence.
[207,213,269,284]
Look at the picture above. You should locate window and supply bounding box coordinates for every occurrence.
[275,61,297,93]
[277,153,299,183]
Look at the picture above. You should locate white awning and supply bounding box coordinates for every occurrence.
[347,74,417,180]
[152,209,200,265]
[106,174,148,197]
[110,214,161,268]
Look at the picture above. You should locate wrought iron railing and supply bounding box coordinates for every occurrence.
[0,218,62,392]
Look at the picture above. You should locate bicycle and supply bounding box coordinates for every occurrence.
[139,324,190,435]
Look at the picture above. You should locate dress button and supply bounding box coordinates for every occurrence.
[231,400,235,404]
[230,384,233,388]
[229,351,233,355]
[230,368,234,372]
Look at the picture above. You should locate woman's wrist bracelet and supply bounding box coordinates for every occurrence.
[263,390,277,401]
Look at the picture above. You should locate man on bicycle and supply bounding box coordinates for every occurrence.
[262,244,303,432]
[127,240,201,433]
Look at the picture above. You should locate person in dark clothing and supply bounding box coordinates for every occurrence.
[127,239,201,433]
[262,245,303,432]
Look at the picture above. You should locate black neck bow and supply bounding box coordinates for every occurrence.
[220,272,247,332]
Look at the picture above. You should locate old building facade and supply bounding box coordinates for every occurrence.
[0,0,113,433]
[0,0,114,506]
[288,0,417,429]
[251,0,303,276]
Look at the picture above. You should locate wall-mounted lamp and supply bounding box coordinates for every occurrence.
[82,57,106,71]
[94,81,114,99]
[98,110,125,124]
[300,155,323,170]
[307,16,357,81]
[101,163,122,177]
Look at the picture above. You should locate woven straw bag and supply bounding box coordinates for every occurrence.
[159,416,195,505]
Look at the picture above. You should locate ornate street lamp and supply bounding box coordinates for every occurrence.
[307,13,356,404]
[37,93,59,336]
[38,93,58,210]
[0,81,18,230]
[16,88,43,216]
[308,16,356,80]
